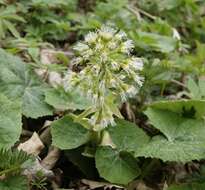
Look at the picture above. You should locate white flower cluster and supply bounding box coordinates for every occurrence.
[64,26,144,131]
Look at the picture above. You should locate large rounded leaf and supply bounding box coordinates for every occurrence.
[51,115,90,150]
[136,108,205,162]
[108,119,149,152]
[95,146,140,185]
[0,49,53,118]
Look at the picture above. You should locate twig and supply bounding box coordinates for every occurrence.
[171,79,187,88]
[126,5,156,20]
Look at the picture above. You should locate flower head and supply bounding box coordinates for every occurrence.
[64,26,144,131]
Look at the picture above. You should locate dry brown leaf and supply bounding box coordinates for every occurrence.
[128,180,155,190]
[41,147,61,170]
[35,49,69,87]
[18,132,44,156]
[81,179,123,190]
[39,120,55,146]
[0,174,6,180]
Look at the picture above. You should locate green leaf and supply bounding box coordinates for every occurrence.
[0,94,22,148]
[108,119,149,152]
[0,6,25,39]
[167,183,205,190]
[135,108,205,162]
[186,78,205,99]
[130,31,177,53]
[0,49,53,118]
[0,176,28,190]
[45,87,91,111]
[0,0,6,5]
[147,100,205,119]
[199,79,205,97]
[3,20,20,38]
[157,0,181,11]
[95,146,140,185]
[28,47,40,62]
[187,77,201,99]
[23,87,53,118]
[0,20,5,38]
[51,115,91,150]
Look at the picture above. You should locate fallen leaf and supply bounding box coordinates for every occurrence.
[41,147,61,170]
[18,132,44,156]
[81,179,123,190]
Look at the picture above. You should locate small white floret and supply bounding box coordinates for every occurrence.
[172,28,181,40]
[122,40,134,53]
[73,42,89,52]
[99,26,116,40]
[85,32,98,44]
[130,57,143,71]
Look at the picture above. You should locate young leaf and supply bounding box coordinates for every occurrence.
[0,49,53,118]
[135,108,205,162]
[0,94,22,148]
[51,115,91,150]
[95,146,140,185]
